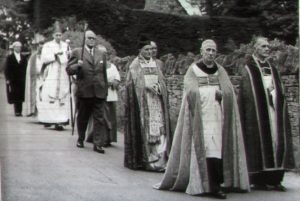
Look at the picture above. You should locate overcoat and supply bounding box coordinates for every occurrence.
[4,53,27,104]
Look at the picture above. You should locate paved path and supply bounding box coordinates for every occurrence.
[0,75,300,201]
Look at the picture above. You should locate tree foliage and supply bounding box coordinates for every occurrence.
[205,0,298,44]
[0,0,32,50]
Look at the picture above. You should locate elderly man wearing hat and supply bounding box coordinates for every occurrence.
[67,30,108,154]
[4,41,28,117]
[124,36,171,171]
[154,39,250,199]
[38,22,70,130]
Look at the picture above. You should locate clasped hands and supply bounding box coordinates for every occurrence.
[55,50,64,56]
[108,80,120,90]
[215,89,223,103]
[267,85,275,108]
[146,83,161,96]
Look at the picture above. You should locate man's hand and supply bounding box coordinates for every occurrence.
[78,60,83,65]
[146,83,161,96]
[215,89,223,103]
[110,80,120,90]
[267,88,275,108]
[55,51,63,56]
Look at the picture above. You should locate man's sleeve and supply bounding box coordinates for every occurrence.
[66,49,80,75]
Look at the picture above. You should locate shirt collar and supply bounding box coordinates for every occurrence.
[85,45,94,51]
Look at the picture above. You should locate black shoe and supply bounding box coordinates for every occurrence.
[55,124,64,131]
[93,145,105,154]
[76,141,84,148]
[211,191,227,199]
[103,143,112,148]
[273,184,287,192]
[44,123,51,128]
[15,113,22,117]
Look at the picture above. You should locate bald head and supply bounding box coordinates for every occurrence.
[12,41,22,48]
[254,37,267,47]
[201,39,217,51]
[85,30,96,38]
[200,39,217,65]
[85,30,97,48]
[12,41,22,53]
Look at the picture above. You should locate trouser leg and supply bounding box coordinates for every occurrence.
[14,102,22,115]
[76,98,93,143]
[109,102,117,142]
[103,102,111,144]
[92,98,106,147]
[206,158,224,192]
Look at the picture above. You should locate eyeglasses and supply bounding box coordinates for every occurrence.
[87,37,96,40]
[55,34,62,37]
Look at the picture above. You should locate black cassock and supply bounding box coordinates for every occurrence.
[4,53,27,104]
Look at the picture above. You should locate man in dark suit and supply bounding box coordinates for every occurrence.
[66,30,108,154]
[4,41,28,116]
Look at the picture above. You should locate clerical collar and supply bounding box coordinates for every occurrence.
[196,60,218,74]
[252,54,271,75]
[138,54,152,64]
[252,54,268,64]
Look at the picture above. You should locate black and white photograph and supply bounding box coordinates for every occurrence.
[0,0,299,200]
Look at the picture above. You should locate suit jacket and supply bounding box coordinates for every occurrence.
[66,47,108,98]
[4,53,27,103]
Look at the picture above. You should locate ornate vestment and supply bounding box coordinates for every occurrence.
[239,55,295,172]
[154,61,250,195]
[37,40,70,124]
[24,51,42,116]
[124,56,171,171]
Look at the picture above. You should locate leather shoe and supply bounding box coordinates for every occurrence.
[44,123,51,128]
[103,143,112,148]
[55,124,64,131]
[273,184,287,192]
[76,141,84,148]
[211,191,227,199]
[94,145,105,154]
